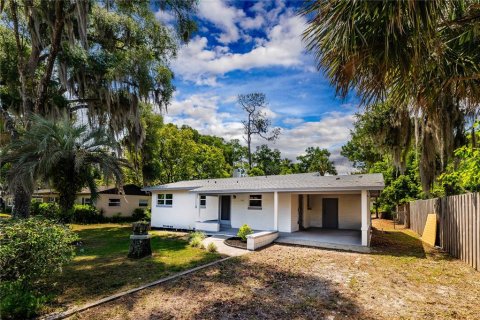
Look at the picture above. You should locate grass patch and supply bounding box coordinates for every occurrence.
[44,224,221,312]
[0,213,11,219]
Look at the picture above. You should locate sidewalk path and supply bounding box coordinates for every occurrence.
[203,235,249,256]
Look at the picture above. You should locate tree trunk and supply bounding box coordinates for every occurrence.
[12,186,31,219]
[247,136,252,169]
[58,190,77,219]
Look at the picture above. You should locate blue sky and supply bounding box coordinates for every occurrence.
[155,0,358,173]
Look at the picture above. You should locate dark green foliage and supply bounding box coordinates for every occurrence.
[252,144,282,175]
[0,280,50,319]
[301,0,478,191]
[30,201,61,221]
[132,208,150,221]
[248,167,265,177]
[70,205,103,224]
[3,115,126,216]
[297,147,337,176]
[0,217,78,318]
[0,0,197,218]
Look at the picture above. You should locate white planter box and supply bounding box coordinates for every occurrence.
[247,231,278,251]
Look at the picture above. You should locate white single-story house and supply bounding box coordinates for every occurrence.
[144,173,384,249]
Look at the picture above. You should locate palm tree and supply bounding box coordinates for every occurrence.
[300,0,480,190]
[3,115,127,216]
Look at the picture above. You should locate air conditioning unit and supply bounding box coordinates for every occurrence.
[232,168,246,178]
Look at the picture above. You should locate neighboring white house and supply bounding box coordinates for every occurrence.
[144,173,384,248]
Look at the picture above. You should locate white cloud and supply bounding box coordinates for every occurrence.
[283,118,304,125]
[173,6,306,85]
[164,95,355,174]
[197,0,245,44]
[155,10,175,24]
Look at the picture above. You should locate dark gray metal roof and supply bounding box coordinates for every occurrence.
[143,173,384,193]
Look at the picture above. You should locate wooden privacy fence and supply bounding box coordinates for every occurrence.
[409,193,480,271]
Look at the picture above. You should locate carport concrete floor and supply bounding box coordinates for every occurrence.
[276,228,368,253]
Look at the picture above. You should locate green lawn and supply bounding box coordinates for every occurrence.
[45,224,221,312]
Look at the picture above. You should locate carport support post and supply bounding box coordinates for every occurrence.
[274,191,278,231]
[361,189,369,246]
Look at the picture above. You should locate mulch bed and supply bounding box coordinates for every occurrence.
[224,237,247,249]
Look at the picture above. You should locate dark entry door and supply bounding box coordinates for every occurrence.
[322,198,338,229]
[220,195,231,224]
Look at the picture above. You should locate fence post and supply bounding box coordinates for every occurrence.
[405,202,411,229]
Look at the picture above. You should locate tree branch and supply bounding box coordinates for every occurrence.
[34,0,67,113]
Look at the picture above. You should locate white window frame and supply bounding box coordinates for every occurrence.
[248,194,262,210]
[138,199,149,207]
[82,197,92,205]
[199,195,206,208]
[108,198,121,207]
[157,194,173,207]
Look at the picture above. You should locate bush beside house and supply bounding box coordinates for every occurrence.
[237,224,253,242]
[0,217,78,318]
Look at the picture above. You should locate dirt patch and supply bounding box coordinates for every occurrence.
[68,219,480,320]
[224,237,247,249]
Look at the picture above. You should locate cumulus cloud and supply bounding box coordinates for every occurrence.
[197,0,245,44]
[172,5,306,85]
[164,95,355,174]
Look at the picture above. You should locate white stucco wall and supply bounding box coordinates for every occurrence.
[151,191,287,231]
[277,192,292,232]
[199,196,219,221]
[302,194,362,230]
[150,189,364,232]
[150,191,198,229]
[230,193,275,230]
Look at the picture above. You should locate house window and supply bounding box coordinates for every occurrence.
[82,197,92,205]
[199,195,206,208]
[248,194,262,209]
[138,199,149,207]
[157,194,173,207]
[307,195,313,210]
[108,199,121,207]
[47,197,56,203]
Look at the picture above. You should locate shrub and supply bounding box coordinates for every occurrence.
[30,201,60,220]
[105,212,137,223]
[132,208,150,221]
[70,204,103,224]
[0,280,49,319]
[0,217,78,318]
[237,224,253,242]
[189,237,203,248]
[189,231,206,241]
[206,242,217,253]
[189,231,206,248]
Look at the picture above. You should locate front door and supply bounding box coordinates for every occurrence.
[220,195,231,225]
[322,198,339,229]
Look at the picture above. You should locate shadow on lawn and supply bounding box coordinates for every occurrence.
[47,227,220,309]
[370,227,426,258]
[96,257,375,320]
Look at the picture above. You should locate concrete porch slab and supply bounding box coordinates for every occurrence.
[275,228,370,253]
